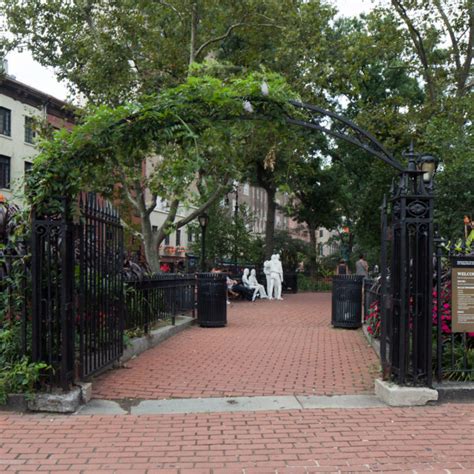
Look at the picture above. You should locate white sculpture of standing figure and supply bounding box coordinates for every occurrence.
[275,253,284,300]
[263,260,272,298]
[249,269,268,301]
[268,254,284,300]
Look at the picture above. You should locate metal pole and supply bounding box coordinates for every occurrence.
[201,225,206,272]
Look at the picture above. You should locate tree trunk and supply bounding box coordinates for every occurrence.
[264,187,276,260]
[141,212,160,273]
[189,1,198,65]
[308,223,317,277]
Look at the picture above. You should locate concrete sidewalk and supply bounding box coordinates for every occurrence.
[92,293,379,400]
[1,293,473,472]
[1,402,472,472]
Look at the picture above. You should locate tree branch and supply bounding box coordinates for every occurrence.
[155,0,185,23]
[145,194,158,217]
[175,181,228,228]
[121,218,143,240]
[433,0,461,72]
[391,0,437,104]
[155,198,179,244]
[194,20,282,61]
[121,179,139,210]
[459,1,474,96]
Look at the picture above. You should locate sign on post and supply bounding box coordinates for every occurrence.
[451,257,474,333]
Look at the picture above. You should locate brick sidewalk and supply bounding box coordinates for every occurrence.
[92,293,379,400]
[1,403,473,472]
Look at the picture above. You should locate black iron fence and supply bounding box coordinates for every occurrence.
[31,206,76,389]
[0,253,30,357]
[125,274,196,332]
[77,195,124,379]
[363,278,379,322]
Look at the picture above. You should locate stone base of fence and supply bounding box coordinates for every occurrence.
[118,315,194,364]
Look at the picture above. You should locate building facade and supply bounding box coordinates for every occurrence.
[0,74,74,203]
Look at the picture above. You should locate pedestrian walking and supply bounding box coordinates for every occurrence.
[356,254,369,277]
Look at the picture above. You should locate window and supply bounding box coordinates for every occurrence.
[24,117,36,144]
[319,229,324,238]
[164,234,170,245]
[0,108,11,136]
[176,229,181,246]
[187,228,193,243]
[24,161,33,175]
[152,225,157,233]
[0,155,11,189]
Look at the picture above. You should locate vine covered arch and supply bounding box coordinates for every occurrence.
[27,72,435,386]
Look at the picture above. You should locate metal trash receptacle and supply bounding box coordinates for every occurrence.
[332,275,364,328]
[283,272,298,293]
[197,272,227,327]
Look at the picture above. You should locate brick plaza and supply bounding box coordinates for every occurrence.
[1,292,473,473]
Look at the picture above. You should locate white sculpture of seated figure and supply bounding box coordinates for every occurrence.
[249,269,268,301]
[268,254,284,300]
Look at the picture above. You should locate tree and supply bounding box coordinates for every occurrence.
[1,0,292,104]
[286,155,341,276]
[25,71,299,272]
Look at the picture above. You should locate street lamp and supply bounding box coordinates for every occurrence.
[417,154,439,183]
[198,212,209,272]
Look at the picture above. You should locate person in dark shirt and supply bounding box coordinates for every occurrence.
[335,259,350,275]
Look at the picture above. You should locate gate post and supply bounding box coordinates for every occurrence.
[387,146,436,386]
[31,199,76,390]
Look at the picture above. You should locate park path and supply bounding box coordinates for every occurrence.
[1,292,473,473]
[92,293,380,400]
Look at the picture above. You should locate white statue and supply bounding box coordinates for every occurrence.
[263,260,272,297]
[242,268,251,288]
[249,269,268,301]
[268,254,284,300]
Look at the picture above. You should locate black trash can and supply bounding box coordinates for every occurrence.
[332,275,364,328]
[197,272,227,327]
[283,272,298,293]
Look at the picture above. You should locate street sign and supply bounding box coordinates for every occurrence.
[451,257,474,333]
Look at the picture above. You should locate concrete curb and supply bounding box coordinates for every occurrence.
[375,379,438,406]
[434,382,474,402]
[118,315,195,364]
[76,394,387,416]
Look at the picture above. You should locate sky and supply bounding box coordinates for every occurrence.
[4,0,374,102]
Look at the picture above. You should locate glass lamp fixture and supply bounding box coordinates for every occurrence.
[198,212,209,229]
[417,154,438,183]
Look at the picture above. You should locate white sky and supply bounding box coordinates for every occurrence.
[4,0,374,102]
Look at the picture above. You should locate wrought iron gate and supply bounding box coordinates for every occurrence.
[77,194,124,378]
[31,194,124,387]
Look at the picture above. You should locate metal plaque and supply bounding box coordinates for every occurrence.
[452,257,474,333]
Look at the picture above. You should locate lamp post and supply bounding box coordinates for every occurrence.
[198,212,209,272]
[380,143,439,386]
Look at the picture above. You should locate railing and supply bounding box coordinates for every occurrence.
[0,253,30,356]
[124,274,196,333]
[363,278,379,322]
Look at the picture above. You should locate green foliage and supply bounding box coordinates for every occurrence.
[26,71,296,211]
[0,355,50,404]
[297,274,332,292]
[272,230,311,272]
[189,202,264,266]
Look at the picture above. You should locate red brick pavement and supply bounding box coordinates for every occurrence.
[0,403,473,472]
[92,293,380,400]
